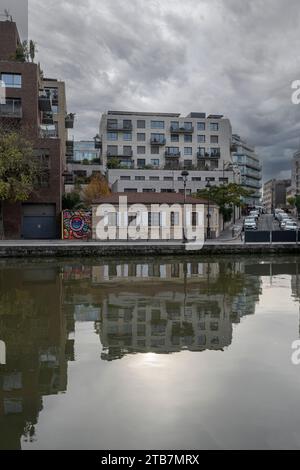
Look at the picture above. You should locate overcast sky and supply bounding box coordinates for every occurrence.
[2,0,300,181]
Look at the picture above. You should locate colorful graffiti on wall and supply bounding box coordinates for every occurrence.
[63,210,92,240]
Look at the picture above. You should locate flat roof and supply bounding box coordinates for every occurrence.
[93,192,213,206]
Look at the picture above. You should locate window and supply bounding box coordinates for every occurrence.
[184,160,193,169]
[171,212,180,226]
[148,212,160,226]
[124,188,138,192]
[107,145,118,155]
[198,135,206,143]
[151,159,160,167]
[167,147,179,155]
[184,122,193,130]
[123,119,132,129]
[210,148,220,156]
[52,105,59,114]
[184,134,192,143]
[107,132,118,141]
[164,177,173,181]
[192,177,201,181]
[137,120,146,129]
[197,122,205,131]
[1,73,22,88]
[123,146,132,156]
[123,132,132,141]
[137,159,146,168]
[151,133,165,144]
[151,121,165,129]
[150,176,160,181]
[197,147,206,157]
[121,176,131,181]
[143,189,156,193]
[137,146,146,154]
[135,176,145,181]
[210,122,219,131]
[137,133,145,141]
[171,121,179,130]
[171,134,179,142]
[210,135,219,144]
[107,119,118,129]
[177,177,183,181]
[184,147,192,155]
[151,146,159,154]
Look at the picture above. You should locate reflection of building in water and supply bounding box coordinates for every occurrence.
[0,266,74,450]
[85,260,262,361]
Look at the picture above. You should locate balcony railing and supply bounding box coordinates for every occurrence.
[165,150,181,158]
[42,112,54,125]
[197,151,221,159]
[65,113,75,129]
[107,151,133,158]
[170,126,194,134]
[107,123,133,132]
[151,138,166,146]
[0,100,22,118]
[38,94,52,112]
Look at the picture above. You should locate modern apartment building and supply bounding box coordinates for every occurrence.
[231,134,262,206]
[0,18,74,239]
[99,111,232,171]
[263,179,291,213]
[65,140,102,189]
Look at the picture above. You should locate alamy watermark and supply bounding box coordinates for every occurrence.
[94,196,206,251]
[291,80,300,104]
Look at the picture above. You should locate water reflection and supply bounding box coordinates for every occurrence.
[0,257,300,449]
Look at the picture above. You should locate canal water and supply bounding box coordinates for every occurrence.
[0,256,300,450]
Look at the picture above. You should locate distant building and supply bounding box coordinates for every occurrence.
[231,134,262,206]
[263,179,291,212]
[291,149,300,196]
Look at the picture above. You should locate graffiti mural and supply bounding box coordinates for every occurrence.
[63,210,92,240]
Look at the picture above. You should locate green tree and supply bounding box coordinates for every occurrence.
[197,183,252,228]
[62,191,84,210]
[107,158,121,169]
[287,196,296,208]
[0,130,38,238]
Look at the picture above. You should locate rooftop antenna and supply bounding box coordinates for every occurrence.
[2,9,12,21]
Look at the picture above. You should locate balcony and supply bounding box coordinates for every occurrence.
[170,126,194,134]
[42,112,54,125]
[151,137,166,146]
[197,150,221,159]
[65,113,75,129]
[107,151,133,158]
[107,122,132,132]
[165,150,181,158]
[0,99,22,119]
[66,140,74,157]
[38,93,52,112]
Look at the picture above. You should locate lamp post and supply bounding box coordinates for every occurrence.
[181,170,189,243]
[206,179,211,239]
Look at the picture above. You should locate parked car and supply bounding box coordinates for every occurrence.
[280,218,293,229]
[275,209,285,220]
[244,218,257,230]
[284,221,298,231]
[278,213,289,223]
[249,211,259,221]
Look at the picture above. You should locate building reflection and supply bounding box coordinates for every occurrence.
[0,266,74,450]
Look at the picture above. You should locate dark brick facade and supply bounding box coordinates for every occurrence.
[0,21,64,238]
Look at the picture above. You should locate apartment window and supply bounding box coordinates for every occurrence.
[210,135,219,144]
[123,119,132,129]
[151,159,160,167]
[107,119,118,129]
[123,132,132,141]
[211,160,219,170]
[150,176,160,181]
[197,122,205,131]
[107,145,118,156]
[210,148,220,156]
[177,177,183,181]
[137,146,146,154]
[171,134,179,142]
[151,146,159,155]
[143,189,156,193]
[151,121,165,129]
[148,212,160,226]
[137,159,146,168]
[164,177,173,181]
[137,120,146,129]
[1,73,22,88]
[121,176,131,181]
[184,147,192,156]
[210,122,219,131]
[135,176,145,181]
[184,122,193,130]
[107,132,118,141]
[137,133,146,141]
[122,146,132,156]
[52,105,59,114]
[167,147,180,155]
[198,135,206,143]
[198,147,206,157]
[125,188,138,192]
[184,134,192,143]
[151,133,165,144]
[161,189,175,193]
[171,212,180,226]
[192,177,201,182]
[184,160,193,169]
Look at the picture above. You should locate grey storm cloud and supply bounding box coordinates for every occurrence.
[5,0,300,180]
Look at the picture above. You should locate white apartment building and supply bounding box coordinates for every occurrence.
[99,111,233,171]
[292,149,300,195]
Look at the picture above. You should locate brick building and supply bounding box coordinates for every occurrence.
[0,19,74,239]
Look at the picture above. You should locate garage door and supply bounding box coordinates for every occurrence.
[22,204,57,239]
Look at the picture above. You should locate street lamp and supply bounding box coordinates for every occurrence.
[206,179,211,239]
[181,170,189,242]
